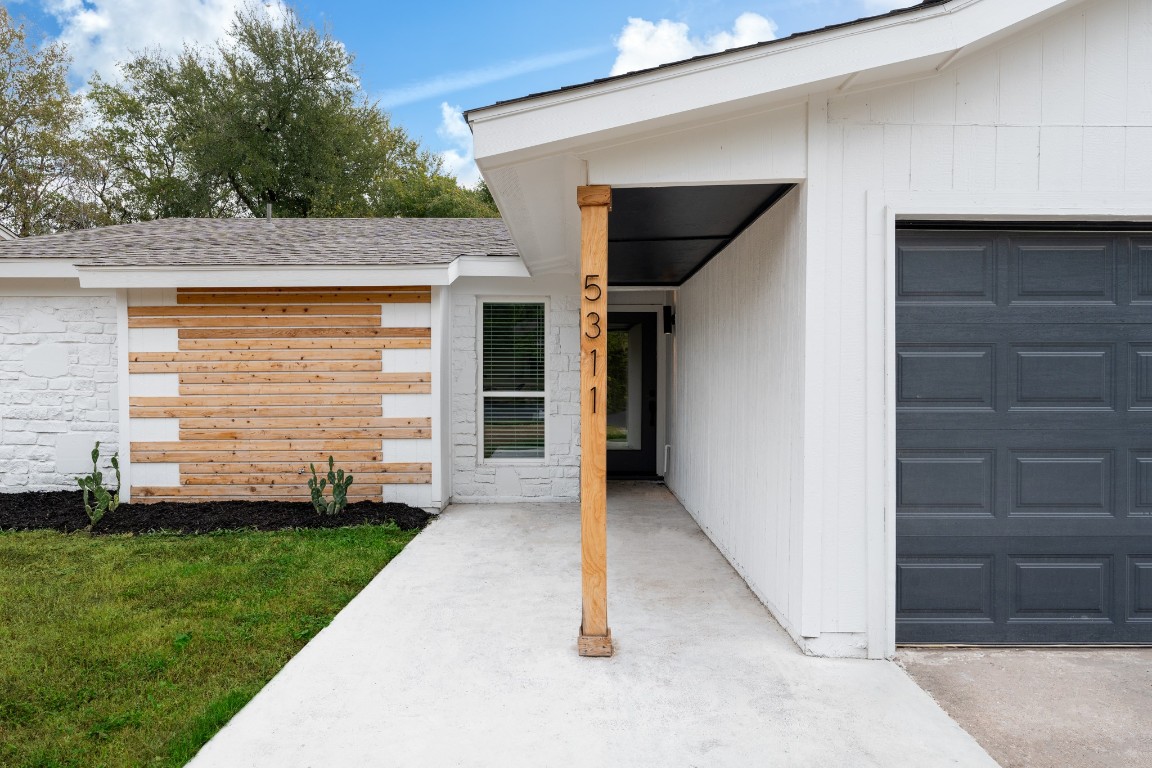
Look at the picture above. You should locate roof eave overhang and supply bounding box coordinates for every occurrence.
[13,255,529,289]
[467,0,1083,168]
[0,260,81,279]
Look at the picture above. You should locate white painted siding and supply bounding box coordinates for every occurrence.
[666,187,807,641]
[826,0,1152,194]
[0,285,119,490]
[808,0,1152,648]
[585,103,807,186]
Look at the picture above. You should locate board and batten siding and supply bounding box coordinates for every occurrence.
[803,0,1152,647]
[825,0,1152,195]
[126,287,434,506]
[666,187,809,644]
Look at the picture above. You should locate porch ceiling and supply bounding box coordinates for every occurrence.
[608,183,794,286]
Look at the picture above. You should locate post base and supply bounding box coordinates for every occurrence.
[578,627,614,657]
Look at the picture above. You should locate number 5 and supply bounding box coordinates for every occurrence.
[584,274,602,302]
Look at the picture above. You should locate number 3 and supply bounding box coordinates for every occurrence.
[585,311,601,339]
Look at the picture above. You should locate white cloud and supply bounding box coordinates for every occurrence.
[378,46,604,109]
[436,102,480,188]
[41,0,286,85]
[610,12,777,76]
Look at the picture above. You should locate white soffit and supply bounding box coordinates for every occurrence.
[468,0,1084,166]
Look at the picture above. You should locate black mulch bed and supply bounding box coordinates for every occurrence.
[0,490,432,535]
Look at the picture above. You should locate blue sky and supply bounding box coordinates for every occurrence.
[7,0,913,184]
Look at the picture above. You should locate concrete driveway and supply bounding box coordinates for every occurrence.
[190,483,996,767]
[901,648,1152,768]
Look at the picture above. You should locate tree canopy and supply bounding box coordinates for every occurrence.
[0,7,94,236]
[1,4,496,232]
[88,6,496,221]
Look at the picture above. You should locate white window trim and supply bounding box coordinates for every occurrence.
[477,296,549,465]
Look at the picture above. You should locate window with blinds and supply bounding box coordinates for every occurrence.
[481,302,545,460]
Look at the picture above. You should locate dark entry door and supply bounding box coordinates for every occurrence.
[896,228,1152,644]
[606,312,658,477]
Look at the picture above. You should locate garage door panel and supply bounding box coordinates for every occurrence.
[897,346,995,409]
[897,228,1152,644]
[1131,557,1152,620]
[900,432,1152,531]
[898,535,1152,643]
[1129,345,1152,409]
[1011,242,1117,304]
[1131,453,1152,516]
[1008,556,1113,619]
[899,410,1152,431]
[1010,450,1114,517]
[902,307,1152,324]
[897,451,995,516]
[897,557,995,620]
[1130,244,1152,302]
[1010,345,1115,410]
[896,238,996,302]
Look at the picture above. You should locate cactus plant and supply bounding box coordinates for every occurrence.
[76,441,120,527]
[308,456,353,515]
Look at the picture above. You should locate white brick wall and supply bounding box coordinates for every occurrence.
[0,295,119,490]
[450,283,581,502]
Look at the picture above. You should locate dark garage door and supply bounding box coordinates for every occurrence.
[896,228,1152,644]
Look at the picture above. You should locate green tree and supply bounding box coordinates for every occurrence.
[0,7,92,235]
[88,5,497,221]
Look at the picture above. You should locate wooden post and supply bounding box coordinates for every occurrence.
[577,184,613,657]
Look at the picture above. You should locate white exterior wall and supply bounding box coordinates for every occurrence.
[0,282,119,490]
[804,0,1152,655]
[666,188,809,645]
[449,276,580,502]
[585,103,808,187]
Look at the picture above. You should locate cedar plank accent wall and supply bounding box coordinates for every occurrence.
[129,287,432,502]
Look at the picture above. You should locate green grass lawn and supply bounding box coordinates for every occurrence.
[0,524,419,768]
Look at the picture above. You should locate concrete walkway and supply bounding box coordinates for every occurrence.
[190,483,997,768]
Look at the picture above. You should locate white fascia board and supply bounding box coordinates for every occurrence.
[469,0,1082,164]
[0,260,81,279]
[77,265,453,289]
[74,256,529,289]
[448,256,530,281]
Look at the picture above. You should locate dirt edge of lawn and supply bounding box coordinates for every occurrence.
[0,490,432,534]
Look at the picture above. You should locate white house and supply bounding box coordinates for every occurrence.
[2,0,1150,658]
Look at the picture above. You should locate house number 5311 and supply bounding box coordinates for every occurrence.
[584,274,602,414]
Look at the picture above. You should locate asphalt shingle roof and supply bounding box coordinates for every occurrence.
[0,217,517,267]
